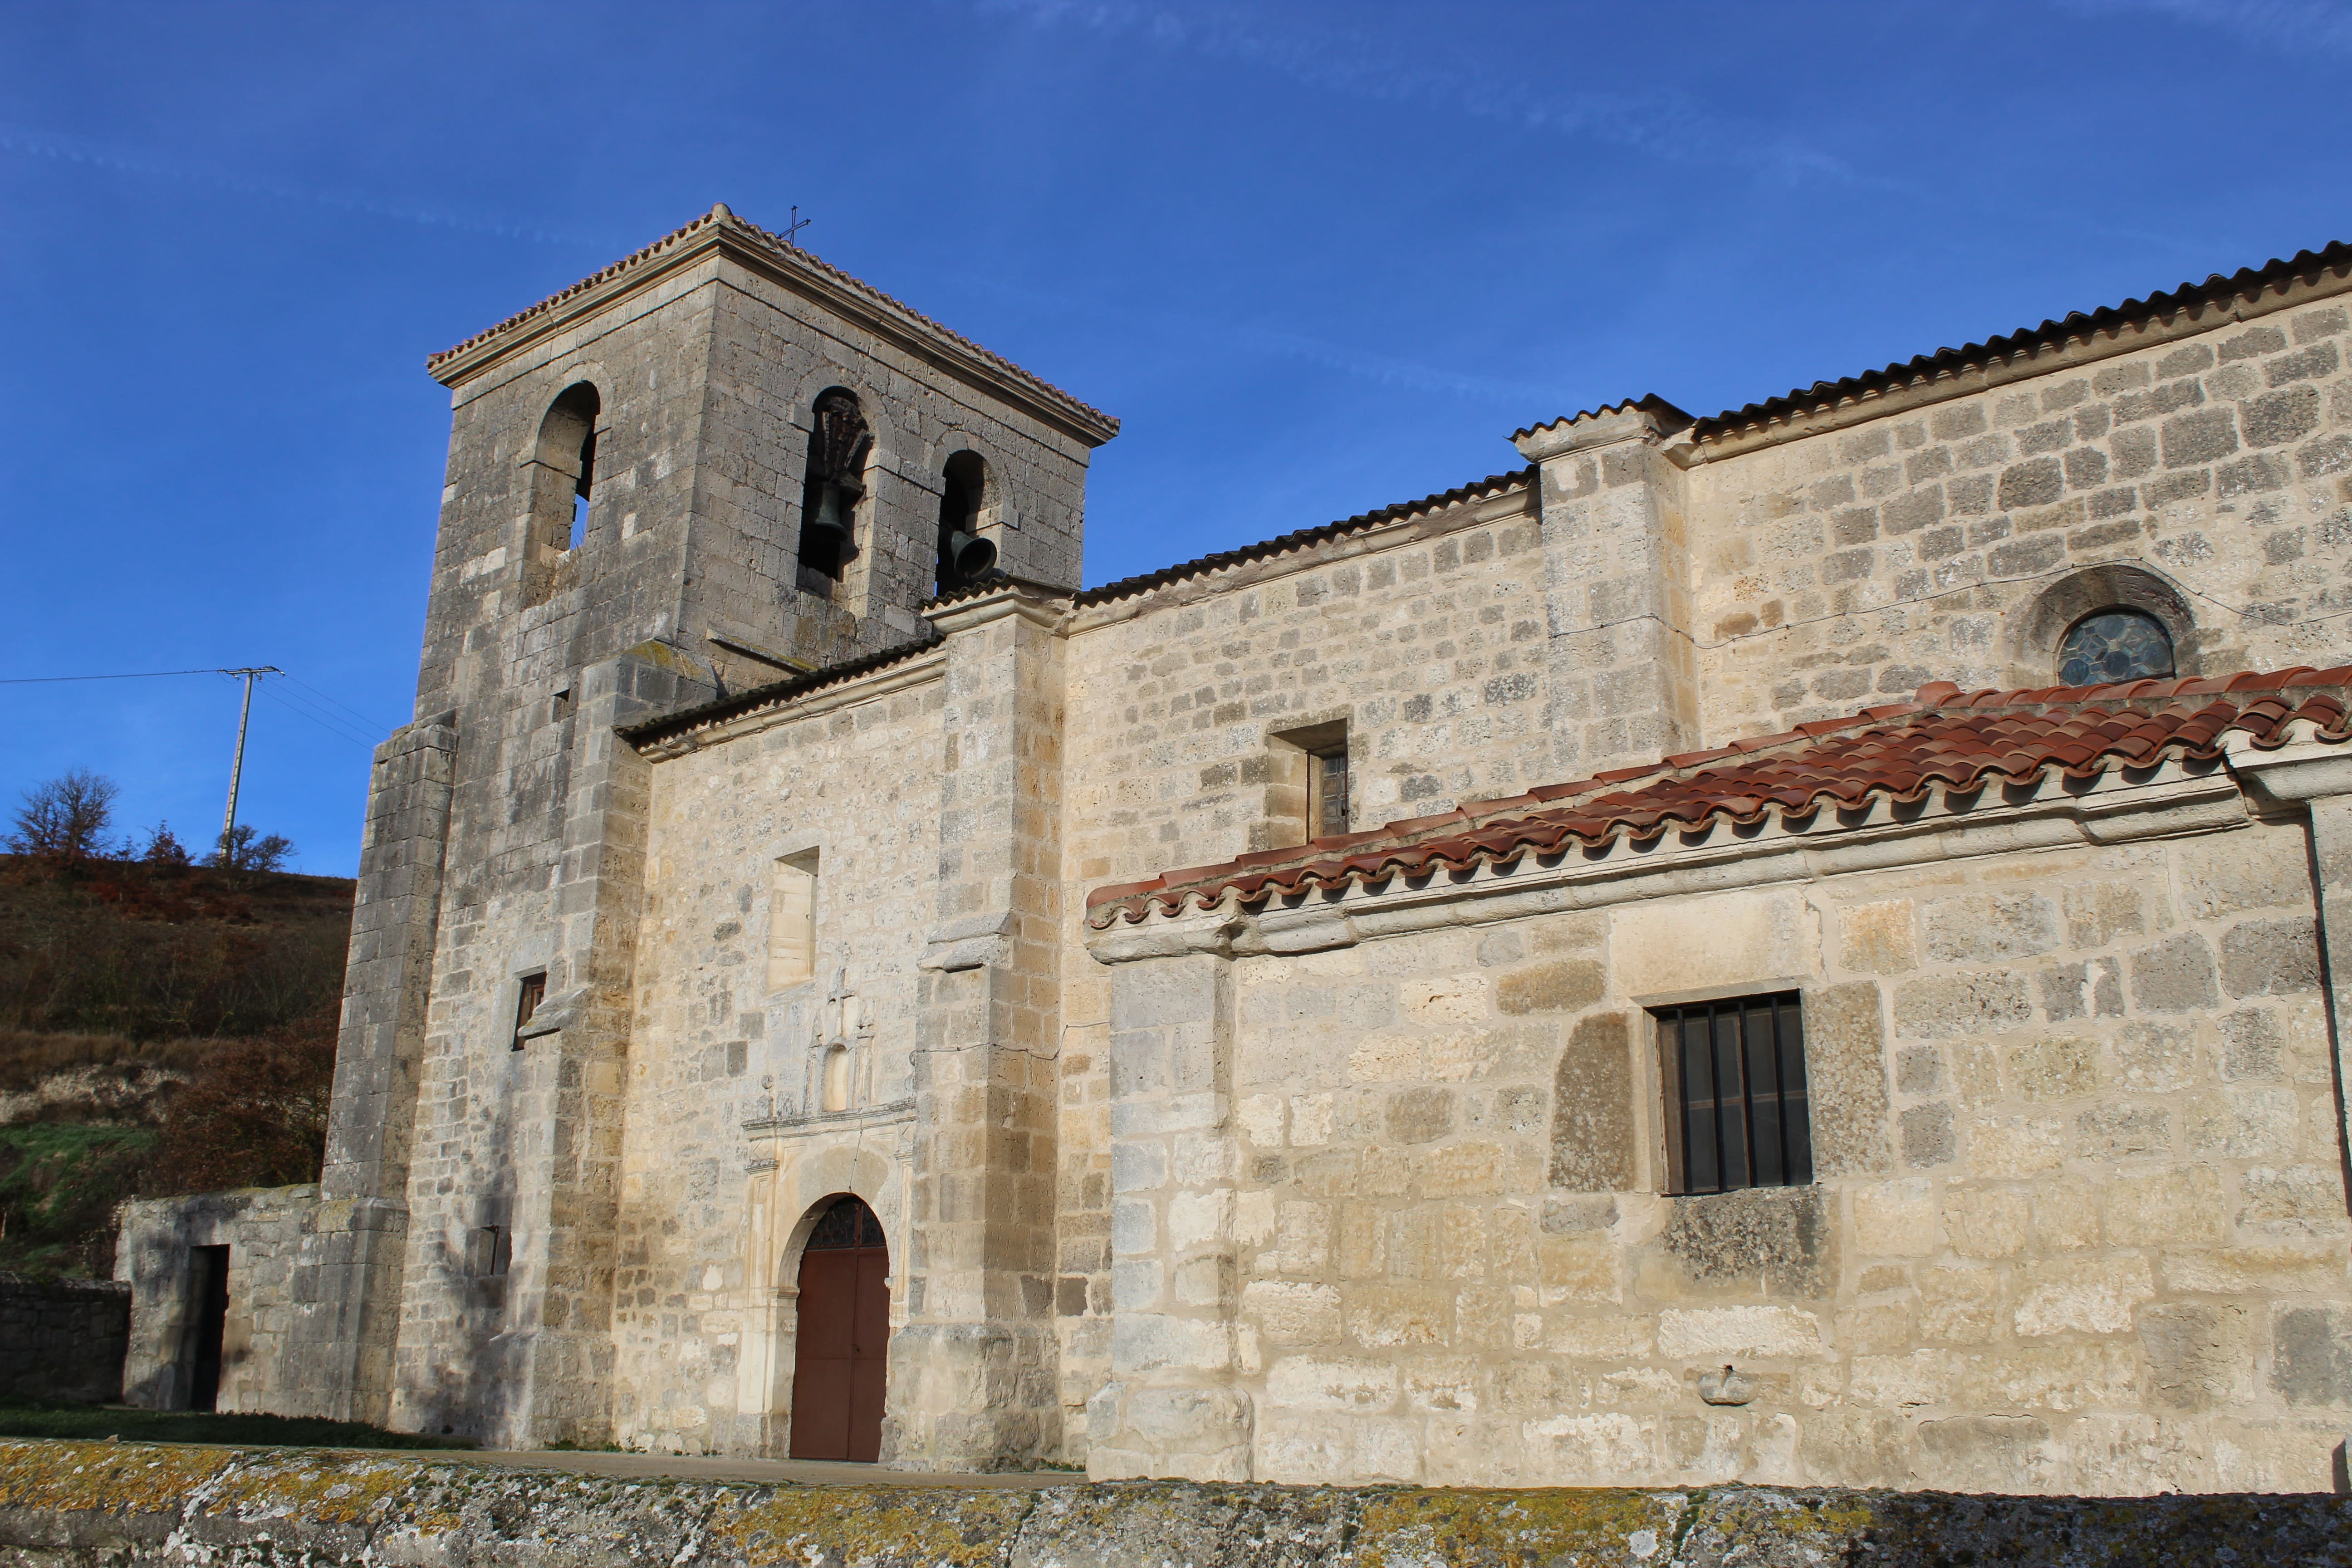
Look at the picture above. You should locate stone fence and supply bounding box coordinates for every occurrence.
[0,1275,127,1404]
[3,1440,2352,1566]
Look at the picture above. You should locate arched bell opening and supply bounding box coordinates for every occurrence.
[784,1192,890,1462]
[934,449,996,595]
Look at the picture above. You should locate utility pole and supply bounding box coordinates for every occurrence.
[218,667,279,863]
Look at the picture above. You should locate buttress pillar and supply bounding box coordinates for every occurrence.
[891,582,1068,1469]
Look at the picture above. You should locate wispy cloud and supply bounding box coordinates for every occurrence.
[972,0,1877,186]
[2047,0,2352,57]
[0,121,599,248]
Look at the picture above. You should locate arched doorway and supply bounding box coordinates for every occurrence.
[788,1194,889,1462]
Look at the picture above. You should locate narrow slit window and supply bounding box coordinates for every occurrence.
[1308,746,1350,840]
[768,852,819,991]
[512,972,546,1052]
[1657,992,1811,1194]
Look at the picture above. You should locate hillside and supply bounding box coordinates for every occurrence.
[0,855,353,1277]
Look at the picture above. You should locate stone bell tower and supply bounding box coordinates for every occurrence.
[285,205,1117,1444]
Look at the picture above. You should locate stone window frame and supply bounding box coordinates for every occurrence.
[1262,716,1352,850]
[2005,564,2200,689]
[1639,981,1818,1197]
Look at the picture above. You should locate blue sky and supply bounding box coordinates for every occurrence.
[4,0,2350,875]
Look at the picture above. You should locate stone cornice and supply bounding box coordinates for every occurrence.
[427,206,1119,448]
[1084,758,2249,965]
[925,582,1071,637]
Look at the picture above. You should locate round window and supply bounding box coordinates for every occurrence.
[2057,608,2174,686]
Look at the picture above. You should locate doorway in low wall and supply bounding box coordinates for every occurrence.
[184,1245,230,1412]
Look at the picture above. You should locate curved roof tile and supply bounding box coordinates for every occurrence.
[1086,666,2352,927]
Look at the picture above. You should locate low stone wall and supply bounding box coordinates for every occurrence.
[114,1185,318,1413]
[3,1441,2351,1567]
[0,1275,128,1404]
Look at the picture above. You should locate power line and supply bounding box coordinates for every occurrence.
[0,667,225,684]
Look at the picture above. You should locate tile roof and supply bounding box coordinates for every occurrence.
[1693,240,2352,442]
[426,205,1118,441]
[1073,469,1532,610]
[617,633,941,750]
[1085,667,2352,927]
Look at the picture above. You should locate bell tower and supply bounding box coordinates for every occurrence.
[291,206,1116,1445]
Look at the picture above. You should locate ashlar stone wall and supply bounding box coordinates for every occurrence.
[1054,484,1553,1450]
[1087,777,2351,1494]
[613,654,947,1455]
[1687,295,2352,741]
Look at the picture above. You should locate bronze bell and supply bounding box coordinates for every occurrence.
[946,529,997,579]
[806,481,854,549]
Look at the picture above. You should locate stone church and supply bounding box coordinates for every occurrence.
[118,205,2352,1494]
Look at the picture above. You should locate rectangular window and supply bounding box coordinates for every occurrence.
[512,972,546,1052]
[466,1225,511,1279]
[1656,992,1812,1194]
[1308,745,1350,840]
[767,850,819,991]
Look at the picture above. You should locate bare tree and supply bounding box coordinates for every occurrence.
[6,770,121,864]
[141,821,193,866]
[208,823,294,872]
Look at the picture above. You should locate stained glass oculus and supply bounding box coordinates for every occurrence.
[2058,609,2174,686]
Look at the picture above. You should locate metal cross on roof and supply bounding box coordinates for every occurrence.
[784,205,811,246]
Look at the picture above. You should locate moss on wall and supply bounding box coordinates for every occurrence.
[4,1438,2351,1566]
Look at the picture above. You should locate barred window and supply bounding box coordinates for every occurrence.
[1656,992,1812,1194]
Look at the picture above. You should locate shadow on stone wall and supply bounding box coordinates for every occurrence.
[0,1274,127,1403]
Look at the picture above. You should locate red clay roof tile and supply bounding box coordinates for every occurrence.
[1086,667,2352,928]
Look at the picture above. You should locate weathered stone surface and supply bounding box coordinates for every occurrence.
[9,1443,2352,1567]
[1548,1012,1634,1192]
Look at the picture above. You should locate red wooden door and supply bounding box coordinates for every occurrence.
[788,1198,889,1462]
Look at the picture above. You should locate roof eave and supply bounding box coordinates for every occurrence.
[426,215,1120,448]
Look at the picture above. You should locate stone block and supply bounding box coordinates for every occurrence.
[1942,1186,2031,1259]
[1892,972,2032,1040]
[1852,1179,1939,1257]
[2184,1085,2300,1160]
[1963,1115,2065,1179]
[1548,1011,1633,1192]
[1265,1354,1401,1412]
[2272,1304,2352,1408]
[2103,1164,2227,1246]
[1656,1305,1825,1360]
[1917,1264,2003,1345]
[2129,934,2220,1012]
[2221,916,2323,998]
[1805,981,1893,1176]
[2114,1019,2196,1092]
[2163,1244,2347,1295]
[2001,1035,2101,1102]
[1657,1186,1833,1296]
[1921,892,2060,964]
[1241,1281,1342,1345]
[1913,1414,2057,1494]
[2011,1255,2153,1337]
[2075,1101,2170,1160]
[2141,1303,2252,1411]
[1496,959,1604,1014]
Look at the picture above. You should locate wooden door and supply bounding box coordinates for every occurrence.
[788,1198,889,1462]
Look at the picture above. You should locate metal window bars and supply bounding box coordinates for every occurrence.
[1659,992,1813,1194]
